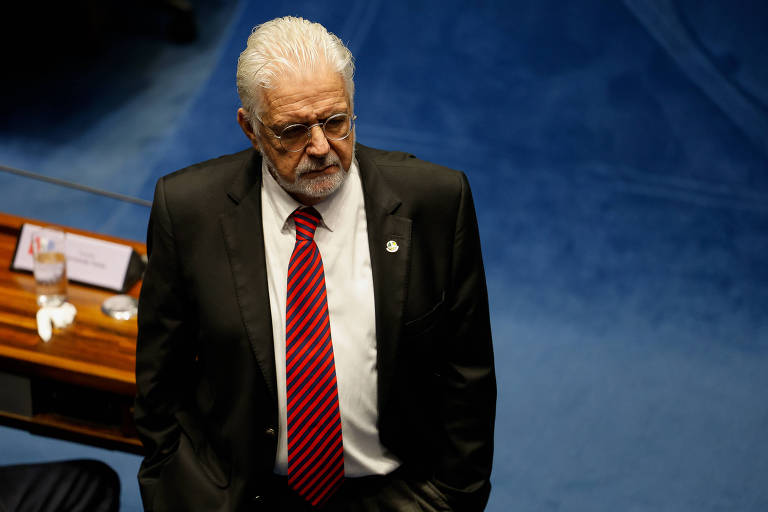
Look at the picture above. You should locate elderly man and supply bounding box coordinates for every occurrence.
[135,16,495,512]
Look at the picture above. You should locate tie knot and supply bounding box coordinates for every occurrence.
[293,207,321,241]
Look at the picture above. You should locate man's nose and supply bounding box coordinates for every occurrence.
[305,125,330,156]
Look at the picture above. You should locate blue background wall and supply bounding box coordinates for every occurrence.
[1,1,766,510]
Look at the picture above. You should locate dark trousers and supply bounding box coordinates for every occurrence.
[265,467,453,512]
[0,459,120,512]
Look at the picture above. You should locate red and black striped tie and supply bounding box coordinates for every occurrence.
[286,207,345,507]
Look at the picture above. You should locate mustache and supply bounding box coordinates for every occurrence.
[295,153,342,175]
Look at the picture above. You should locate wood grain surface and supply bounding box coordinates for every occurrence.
[0,212,145,452]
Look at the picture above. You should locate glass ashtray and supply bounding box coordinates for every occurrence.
[101,294,138,320]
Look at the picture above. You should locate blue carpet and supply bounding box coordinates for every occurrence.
[1,1,767,510]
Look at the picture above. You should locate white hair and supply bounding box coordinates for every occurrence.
[236,16,355,121]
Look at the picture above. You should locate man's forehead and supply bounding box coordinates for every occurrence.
[261,68,349,124]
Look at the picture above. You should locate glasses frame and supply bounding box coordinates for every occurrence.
[256,113,357,153]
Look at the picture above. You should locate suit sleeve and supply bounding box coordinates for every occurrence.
[433,172,496,511]
[134,178,198,509]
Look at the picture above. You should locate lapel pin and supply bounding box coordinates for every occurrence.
[386,240,399,253]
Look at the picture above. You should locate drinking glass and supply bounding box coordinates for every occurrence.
[31,228,68,308]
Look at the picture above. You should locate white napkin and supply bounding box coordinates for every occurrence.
[36,303,77,342]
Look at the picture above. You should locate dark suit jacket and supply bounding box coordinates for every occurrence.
[134,144,496,511]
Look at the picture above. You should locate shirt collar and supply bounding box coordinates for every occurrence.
[261,156,360,234]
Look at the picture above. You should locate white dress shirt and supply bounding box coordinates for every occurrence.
[261,157,401,477]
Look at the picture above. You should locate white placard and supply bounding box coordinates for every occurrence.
[12,223,134,291]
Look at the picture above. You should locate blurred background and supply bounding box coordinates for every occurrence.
[1,1,767,510]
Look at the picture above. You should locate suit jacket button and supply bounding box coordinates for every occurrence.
[252,495,263,503]
[265,427,276,437]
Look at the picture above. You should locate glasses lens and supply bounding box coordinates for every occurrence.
[280,124,309,151]
[323,114,351,140]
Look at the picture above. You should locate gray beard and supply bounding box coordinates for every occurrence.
[261,147,353,203]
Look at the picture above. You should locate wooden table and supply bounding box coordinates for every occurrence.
[0,212,144,454]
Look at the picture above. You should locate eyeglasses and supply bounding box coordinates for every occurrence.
[256,113,357,153]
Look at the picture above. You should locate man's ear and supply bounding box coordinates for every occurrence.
[237,108,260,149]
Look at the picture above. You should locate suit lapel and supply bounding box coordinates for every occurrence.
[219,151,278,405]
[356,145,412,411]
[216,146,412,411]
